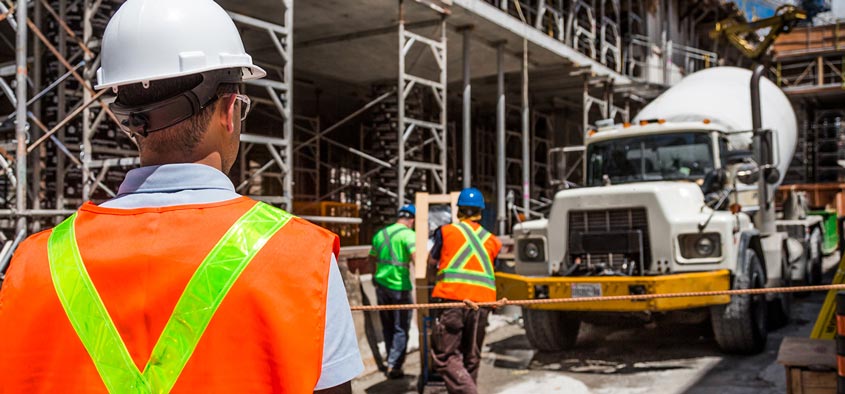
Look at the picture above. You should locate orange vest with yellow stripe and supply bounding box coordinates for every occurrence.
[432,220,502,302]
[0,197,337,393]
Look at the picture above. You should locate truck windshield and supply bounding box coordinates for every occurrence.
[586,132,714,186]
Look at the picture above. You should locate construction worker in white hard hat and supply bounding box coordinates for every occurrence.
[0,1,362,393]
[369,204,417,379]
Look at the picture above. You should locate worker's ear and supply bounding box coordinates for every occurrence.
[217,94,237,133]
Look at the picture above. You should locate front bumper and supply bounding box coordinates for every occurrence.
[496,270,731,312]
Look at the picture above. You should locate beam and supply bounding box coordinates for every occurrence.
[297,19,442,49]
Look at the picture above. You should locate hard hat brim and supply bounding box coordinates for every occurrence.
[95,64,266,91]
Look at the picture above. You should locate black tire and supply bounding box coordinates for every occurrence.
[523,308,580,352]
[711,249,768,354]
[768,247,792,328]
[807,228,824,286]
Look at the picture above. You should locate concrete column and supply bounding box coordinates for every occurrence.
[496,43,506,235]
[462,27,472,189]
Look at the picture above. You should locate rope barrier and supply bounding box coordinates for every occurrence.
[350,283,845,311]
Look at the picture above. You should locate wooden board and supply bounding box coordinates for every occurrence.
[774,24,843,57]
[778,337,836,369]
[787,369,836,394]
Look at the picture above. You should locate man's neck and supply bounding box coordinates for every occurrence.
[140,152,224,173]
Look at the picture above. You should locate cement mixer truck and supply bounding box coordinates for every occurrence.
[497,66,825,354]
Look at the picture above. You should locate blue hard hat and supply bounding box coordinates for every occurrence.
[458,188,485,209]
[398,204,416,217]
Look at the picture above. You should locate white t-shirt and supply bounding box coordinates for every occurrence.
[100,163,364,390]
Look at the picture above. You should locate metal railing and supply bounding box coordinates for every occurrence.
[483,1,718,84]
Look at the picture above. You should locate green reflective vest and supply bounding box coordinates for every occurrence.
[47,202,292,394]
[370,223,415,291]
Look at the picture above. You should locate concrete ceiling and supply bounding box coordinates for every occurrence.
[222,0,629,89]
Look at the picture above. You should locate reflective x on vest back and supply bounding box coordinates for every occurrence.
[47,202,292,394]
[373,225,412,267]
[437,222,496,290]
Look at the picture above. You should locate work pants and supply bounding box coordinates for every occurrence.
[431,306,489,394]
[375,285,413,370]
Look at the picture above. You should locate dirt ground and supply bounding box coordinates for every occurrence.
[352,255,839,394]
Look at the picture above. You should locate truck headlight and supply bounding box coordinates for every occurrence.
[518,238,546,262]
[679,233,722,259]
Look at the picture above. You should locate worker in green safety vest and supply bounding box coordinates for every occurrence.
[368,204,416,379]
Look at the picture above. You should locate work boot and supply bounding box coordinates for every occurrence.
[387,367,404,379]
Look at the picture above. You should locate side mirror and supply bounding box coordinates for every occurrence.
[735,161,760,185]
[764,166,780,185]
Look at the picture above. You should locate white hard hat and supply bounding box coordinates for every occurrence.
[95,0,266,90]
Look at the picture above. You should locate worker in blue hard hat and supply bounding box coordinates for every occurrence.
[368,204,417,379]
[428,188,502,393]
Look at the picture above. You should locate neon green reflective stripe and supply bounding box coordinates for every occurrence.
[48,213,150,393]
[455,222,494,274]
[48,202,292,394]
[143,203,291,393]
[436,223,495,290]
[436,271,497,290]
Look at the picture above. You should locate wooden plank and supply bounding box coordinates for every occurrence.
[801,370,836,388]
[804,374,837,388]
[790,368,804,394]
[774,24,844,56]
[778,337,837,369]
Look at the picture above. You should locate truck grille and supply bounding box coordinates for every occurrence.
[568,208,652,273]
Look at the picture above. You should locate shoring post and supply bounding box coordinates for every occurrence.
[521,40,530,217]
[496,42,506,235]
[81,0,93,201]
[461,26,471,189]
[397,0,406,208]
[14,0,28,234]
[283,0,293,210]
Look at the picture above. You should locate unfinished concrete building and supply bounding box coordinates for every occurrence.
[0,0,752,266]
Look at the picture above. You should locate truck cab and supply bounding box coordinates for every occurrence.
[514,120,751,279]
[500,119,820,355]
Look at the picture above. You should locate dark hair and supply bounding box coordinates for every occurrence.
[117,75,239,155]
[458,206,481,218]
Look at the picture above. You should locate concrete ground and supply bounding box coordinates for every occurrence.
[353,255,839,394]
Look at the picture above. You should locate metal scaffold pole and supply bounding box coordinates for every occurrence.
[283,0,294,209]
[521,40,530,216]
[396,0,447,208]
[462,26,471,189]
[496,42,506,235]
[81,0,93,201]
[397,0,406,207]
[15,0,28,234]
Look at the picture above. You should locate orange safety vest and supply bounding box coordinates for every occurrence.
[432,220,502,303]
[0,197,338,393]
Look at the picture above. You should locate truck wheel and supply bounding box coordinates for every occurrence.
[710,249,768,354]
[523,308,580,352]
[807,228,823,286]
[768,247,792,328]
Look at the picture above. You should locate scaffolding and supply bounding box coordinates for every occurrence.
[0,0,746,256]
[775,23,845,185]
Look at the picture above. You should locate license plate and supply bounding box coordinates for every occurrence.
[571,283,602,298]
